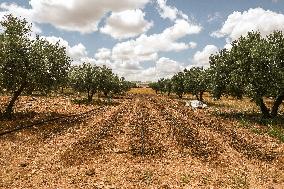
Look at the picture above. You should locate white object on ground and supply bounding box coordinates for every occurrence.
[185,100,207,109]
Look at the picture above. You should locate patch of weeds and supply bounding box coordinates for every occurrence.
[251,128,262,135]
[259,116,284,127]
[71,98,120,106]
[71,98,93,105]
[141,170,153,184]
[180,173,194,185]
[249,124,283,143]
[259,118,274,126]
[267,126,284,143]
[206,101,233,109]
[238,117,251,128]
[0,110,37,121]
[232,172,249,189]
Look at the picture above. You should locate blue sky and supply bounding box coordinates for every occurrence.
[1,0,284,81]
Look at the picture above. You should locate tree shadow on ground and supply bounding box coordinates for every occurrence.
[0,109,98,139]
[60,107,122,166]
[206,101,236,109]
[71,98,121,106]
[229,130,278,162]
[174,125,223,163]
[212,111,284,143]
[213,111,284,127]
[0,110,39,121]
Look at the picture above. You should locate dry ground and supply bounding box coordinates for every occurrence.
[0,91,283,188]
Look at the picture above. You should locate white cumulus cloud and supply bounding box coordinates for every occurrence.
[191,45,218,68]
[0,2,41,34]
[207,12,222,23]
[95,48,112,61]
[31,0,150,33]
[156,57,183,78]
[42,36,87,62]
[212,8,284,40]
[112,19,201,62]
[4,0,150,34]
[156,0,188,21]
[189,42,197,49]
[100,9,153,39]
[1,0,152,34]
[116,57,184,81]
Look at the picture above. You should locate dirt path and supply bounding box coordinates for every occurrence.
[0,95,283,188]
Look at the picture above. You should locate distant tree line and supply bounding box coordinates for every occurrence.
[0,15,134,118]
[149,67,208,100]
[69,63,135,102]
[150,31,283,118]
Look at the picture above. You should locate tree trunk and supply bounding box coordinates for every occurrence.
[199,91,204,102]
[87,90,91,102]
[4,84,26,118]
[178,93,183,98]
[167,91,170,96]
[271,94,284,118]
[87,94,92,103]
[87,90,94,103]
[104,92,108,98]
[256,97,271,118]
[195,94,199,101]
[236,94,243,100]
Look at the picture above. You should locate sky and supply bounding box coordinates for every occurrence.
[1,0,284,81]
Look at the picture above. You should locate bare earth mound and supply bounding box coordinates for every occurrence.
[0,95,283,188]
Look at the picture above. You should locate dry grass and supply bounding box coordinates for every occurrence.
[180,92,284,142]
[128,88,156,95]
[202,94,284,142]
[0,93,283,188]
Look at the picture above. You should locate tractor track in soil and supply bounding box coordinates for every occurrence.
[151,97,280,162]
[0,95,283,188]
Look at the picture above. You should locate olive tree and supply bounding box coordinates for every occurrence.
[208,49,237,100]
[149,78,172,95]
[69,63,100,102]
[70,63,132,101]
[0,15,71,117]
[112,77,133,95]
[164,78,173,96]
[172,72,185,98]
[184,67,209,101]
[157,78,166,94]
[149,82,160,94]
[97,65,117,97]
[209,31,284,118]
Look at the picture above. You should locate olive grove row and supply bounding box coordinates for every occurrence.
[150,31,283,118]
[0,15,134,118]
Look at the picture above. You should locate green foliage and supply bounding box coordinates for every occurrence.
[149,82,160,94]
[70,63,131,101]
[69,63,100,102]
[0,14,71,117]
[150,68,210,99]
[267,126,284,142]
[209,31,284,118]
[180,173,194,185]
[171,72,185,98]
[114,77,135,94]
[97,65,118,97]
[149,78,172,96]
[164,78,173,96]
[184,67,209,101]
